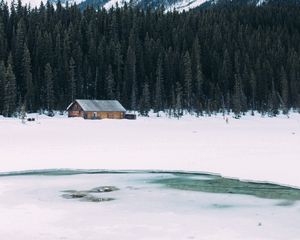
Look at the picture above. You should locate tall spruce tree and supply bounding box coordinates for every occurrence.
[249,69,256,114]
[0,61,5,114]
[124,46,136,109]
[192,39,204,114]
[45,63,54,111]
[131,80,137,112]
[0,17,7,61]
[183,51,192,111]
[221,49,232,99]
[154,54,163,114]
[280,66,289,114]
[4,61,16,116]
[69,57,76,102]
[233,73,242,118]
[22,43,33,111]
[175,81,183,118]
[106,65,115,99]
[15,18,26,92]
[139,81,150,116]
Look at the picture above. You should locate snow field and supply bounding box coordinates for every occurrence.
[1,112,299,188]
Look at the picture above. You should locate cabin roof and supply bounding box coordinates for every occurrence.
[67,99,126,112]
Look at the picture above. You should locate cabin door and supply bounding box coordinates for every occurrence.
[93,112,97,119]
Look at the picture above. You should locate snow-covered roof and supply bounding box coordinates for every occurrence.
[67,99,126,112]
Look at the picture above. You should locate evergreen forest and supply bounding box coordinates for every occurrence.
[0,1,300,117]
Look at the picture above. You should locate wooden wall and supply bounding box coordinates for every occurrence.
[68,102,84,117]
[84,111,124,119]
[68,111,84,117]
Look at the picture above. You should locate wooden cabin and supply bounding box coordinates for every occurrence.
[66,99,126,119]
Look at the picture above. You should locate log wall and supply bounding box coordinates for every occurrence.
[84,111,124,119]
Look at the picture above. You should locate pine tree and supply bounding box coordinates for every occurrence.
[20,103,26,123]
[268,80,279,116]
[193,42,204,115]
[131,80,137,112]
[0,17,7,61]
[175,81,183,118]
[85,66,93,99]
[183,51,192,111]
[0,61,5,114]
[54,32,63,101]
[22,43,33,111]
[232,73,242,118]
[249,69,256,115]
[154,54,163,115]
[280,66,289,114]
[63,31,71,102]
[69,57,76,102]
[15,18,26,89]
[94,67,99,99]
[44,63,54,111]
[113,41,123,95]
[139,81,150,116]
[288,52,300,109]
[124,46,136,109]
[4,62,17,117]
[106,65,115,99]
[220,49,232,97]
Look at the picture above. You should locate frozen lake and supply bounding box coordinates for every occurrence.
[1,170,300,240]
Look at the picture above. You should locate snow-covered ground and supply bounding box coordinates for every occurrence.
[1,172,300,240]
[1,112,300,239]
[1,112,300,188]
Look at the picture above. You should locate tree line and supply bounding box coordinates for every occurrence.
[0,1,300,117]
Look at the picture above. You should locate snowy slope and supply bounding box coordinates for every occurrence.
[3,0,215,11]
[164,0,209,12]
[102,0,131,9]
[5,0,88,8]
[0,112,300,188]
[103,0,213,11]
[4,0,275,11]
[8,0,43,7]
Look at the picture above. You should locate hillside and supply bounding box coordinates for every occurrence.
[1,3,300,117]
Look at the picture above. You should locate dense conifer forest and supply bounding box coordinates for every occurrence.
[0,1,300,117]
